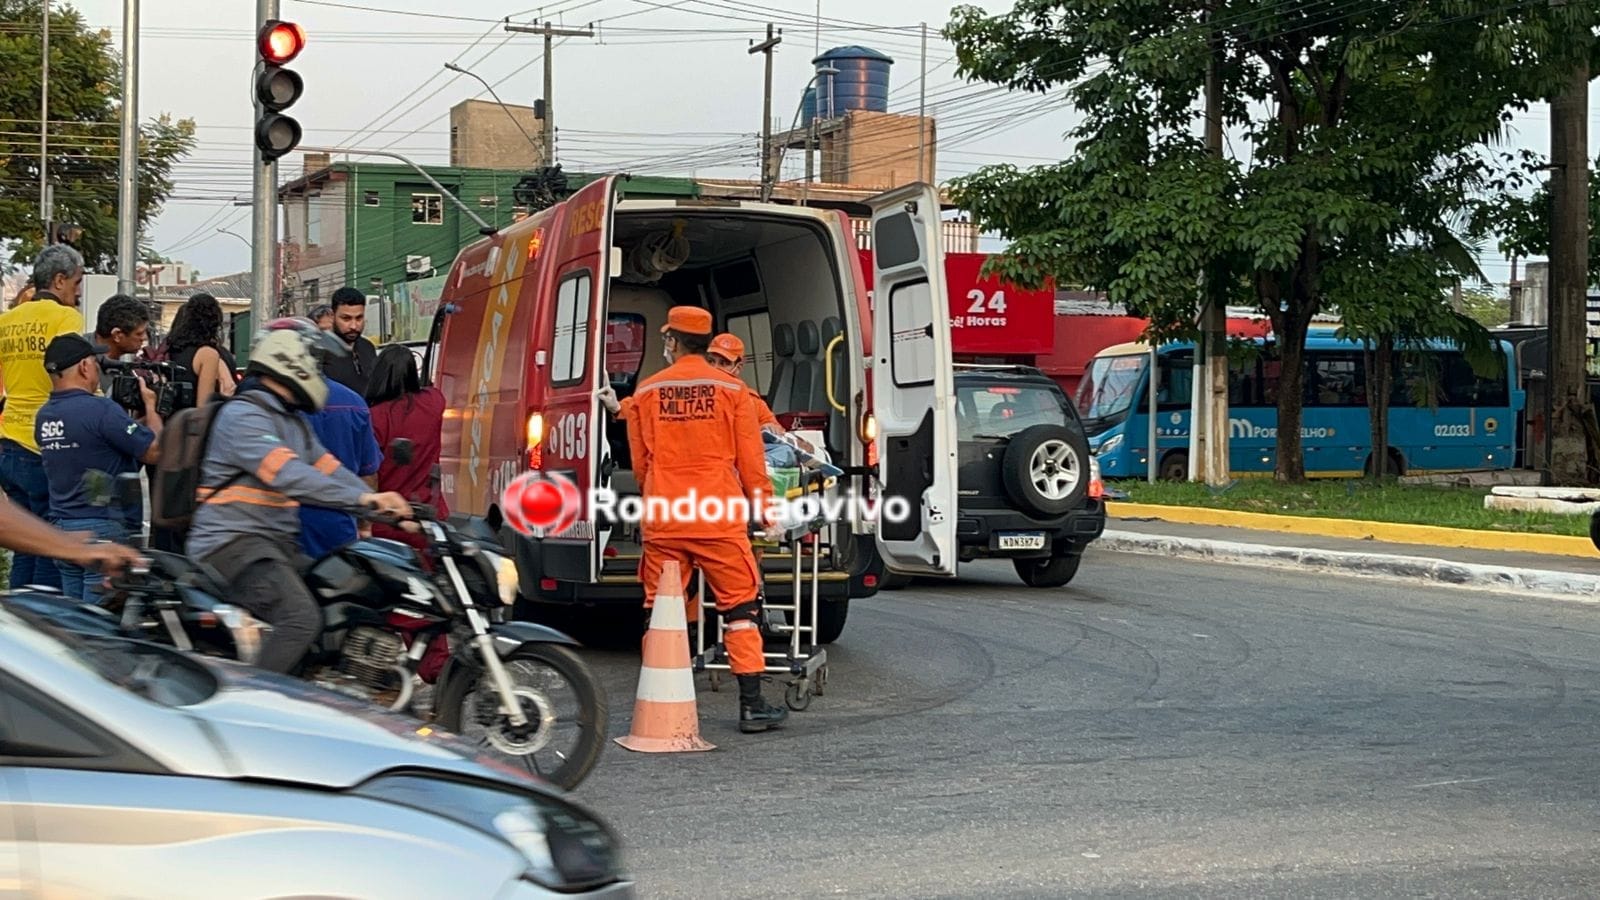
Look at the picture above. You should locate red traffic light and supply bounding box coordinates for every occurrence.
[258,20,305,64]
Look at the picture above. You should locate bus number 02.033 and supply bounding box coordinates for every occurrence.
[550,411,588,461]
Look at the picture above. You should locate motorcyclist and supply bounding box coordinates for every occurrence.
[186,318,411,674]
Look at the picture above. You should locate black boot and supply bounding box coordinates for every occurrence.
[738,675,788,733]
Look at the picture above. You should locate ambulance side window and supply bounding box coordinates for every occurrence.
[551,271,592,385]
[724,311,771,394]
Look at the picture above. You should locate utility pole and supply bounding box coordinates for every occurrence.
[750,24,781,201]
[1190,5,1230,485]
[505,20,595,166]
[1547,4,1591,484]
[39,0,51,245]
[918,21,928,183]
[116,0,140,295]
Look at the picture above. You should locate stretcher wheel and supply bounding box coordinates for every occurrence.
[785,679,811,711]
[709,671,723,692]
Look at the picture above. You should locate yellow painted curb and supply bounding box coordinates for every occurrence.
[1105,501,1598,559]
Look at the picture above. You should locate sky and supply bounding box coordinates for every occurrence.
[48,0,1590,287]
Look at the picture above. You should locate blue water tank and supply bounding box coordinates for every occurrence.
[803,45,893,127]
[800,85,817,129]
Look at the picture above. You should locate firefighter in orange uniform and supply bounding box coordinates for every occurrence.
[621,307,788,733]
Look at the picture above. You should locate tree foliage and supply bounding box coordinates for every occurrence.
[0,0,196,271]
[1470,152,1600,286]
[945,0,1593,481]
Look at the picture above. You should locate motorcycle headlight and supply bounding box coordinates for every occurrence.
[482,550,519,608]
[353,773,623,890]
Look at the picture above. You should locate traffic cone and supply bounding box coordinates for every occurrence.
[615,561,715,753]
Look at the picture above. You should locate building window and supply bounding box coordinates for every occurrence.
[306,194,322,246]
[364,190,380,207]
[412,193,444,226]
[304,279,320,306]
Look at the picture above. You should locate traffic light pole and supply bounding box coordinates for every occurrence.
[251,0,280,326]
[116,0,140,295]
[505,21,595,166]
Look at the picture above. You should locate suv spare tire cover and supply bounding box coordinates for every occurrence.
[1001,423,1090,517]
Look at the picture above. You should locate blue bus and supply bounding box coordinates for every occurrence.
[1076,331,1524,479]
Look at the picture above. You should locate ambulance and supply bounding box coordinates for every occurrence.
[424,177,959,644]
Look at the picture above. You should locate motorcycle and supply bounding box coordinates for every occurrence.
[95,482,607,792]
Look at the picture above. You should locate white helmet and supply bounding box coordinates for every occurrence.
[247,317,346,411]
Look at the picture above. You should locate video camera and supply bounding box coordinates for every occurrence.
[100,359,195,419]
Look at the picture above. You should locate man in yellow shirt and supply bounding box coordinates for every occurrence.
[0,244,86,589]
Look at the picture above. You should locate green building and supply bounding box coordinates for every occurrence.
[277,159,699,317]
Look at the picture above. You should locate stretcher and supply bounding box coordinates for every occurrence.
[691,431,836,711]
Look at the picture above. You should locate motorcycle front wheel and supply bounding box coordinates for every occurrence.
[435,643,607,791]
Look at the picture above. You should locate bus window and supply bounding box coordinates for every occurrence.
[1075,354,1146,432]
[1229,357,1262,407]
[1441,353,1509,407]
[1157,349,1194,409]
[1306,351,1365,406]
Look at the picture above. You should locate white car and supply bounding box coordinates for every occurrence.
[0,596,634,899]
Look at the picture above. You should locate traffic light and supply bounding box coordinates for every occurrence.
[254,20,306,163]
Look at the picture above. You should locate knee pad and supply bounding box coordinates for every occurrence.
[723,598,762,629]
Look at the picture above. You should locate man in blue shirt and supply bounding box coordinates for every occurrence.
[298,374,382,559]
[36,334,162,601]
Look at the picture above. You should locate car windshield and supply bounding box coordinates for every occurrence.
[1075,354,1147,423]
[957,382,1067,441]
[0,602,217,708]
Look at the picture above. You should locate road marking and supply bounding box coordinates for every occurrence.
[1410,776,1501,789]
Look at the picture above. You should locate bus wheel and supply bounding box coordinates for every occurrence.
[1364,448,1405,479]
[1158,451,1188,482]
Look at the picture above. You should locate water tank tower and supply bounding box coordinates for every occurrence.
[802,46,893,126]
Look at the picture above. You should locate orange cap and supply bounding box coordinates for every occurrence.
[661,306,713,336]
[708,333,744,362]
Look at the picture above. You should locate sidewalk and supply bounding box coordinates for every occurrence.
[1100,515,1600,602]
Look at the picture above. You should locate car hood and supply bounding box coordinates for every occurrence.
[181,658,549,794]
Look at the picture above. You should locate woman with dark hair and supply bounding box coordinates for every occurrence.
[366,344,447,549]
[167,293,238,405]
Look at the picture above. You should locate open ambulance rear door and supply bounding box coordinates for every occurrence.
[537,175,622,584]
[868,184,958,577]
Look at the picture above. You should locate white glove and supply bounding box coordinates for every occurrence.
[597,386,620,414]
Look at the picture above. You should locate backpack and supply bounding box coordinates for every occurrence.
[150,392,283,530]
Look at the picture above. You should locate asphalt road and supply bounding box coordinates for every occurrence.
[569,550,1600,899]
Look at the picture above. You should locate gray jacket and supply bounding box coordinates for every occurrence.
[187,388,369,562]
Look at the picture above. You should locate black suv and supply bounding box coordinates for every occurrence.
[885,365,1105,589]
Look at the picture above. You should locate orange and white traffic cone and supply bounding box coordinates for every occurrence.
[615,561,715,753]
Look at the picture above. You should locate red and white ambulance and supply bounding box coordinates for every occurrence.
[424,178,958,644]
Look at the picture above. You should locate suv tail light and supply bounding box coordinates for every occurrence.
[1088,454,1104,500]
[526,412,544,468]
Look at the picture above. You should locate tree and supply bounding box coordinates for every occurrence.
[945,0,1591,481]
[0,0,196,271]
[1458,286,1510,329]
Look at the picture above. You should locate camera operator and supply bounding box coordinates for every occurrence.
[88,295,151,392]
[36,334,162,602]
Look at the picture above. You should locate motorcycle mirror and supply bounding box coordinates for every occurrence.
[390,438,416,466]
